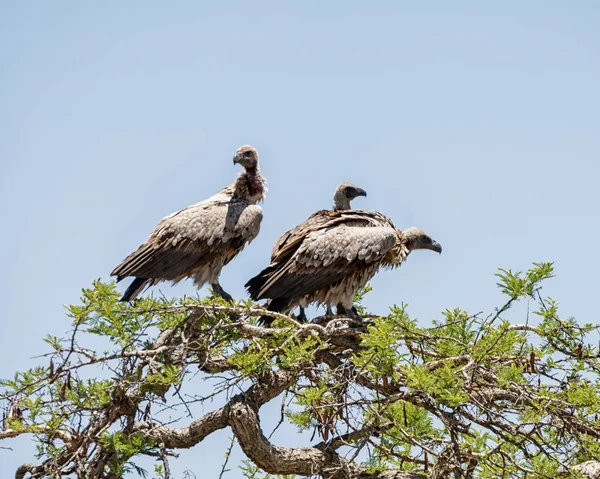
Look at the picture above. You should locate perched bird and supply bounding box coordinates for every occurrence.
[112,145,266,301]
[332,182,368,211]
[271,182,367,260]
[246,202,441,325]
[265,182,367,321]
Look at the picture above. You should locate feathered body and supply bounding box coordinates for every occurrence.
[246,180,441,325]
[112,145,266,301]
[270,182,367,259]
[247,209,407,318]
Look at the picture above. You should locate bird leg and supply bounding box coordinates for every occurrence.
[295,306,307,322]
[211,282,234,303]
[325,305,334,316]
[336,303,359,319]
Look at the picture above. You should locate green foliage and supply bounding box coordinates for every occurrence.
[279,335,323,369]
[353,284,374,316]
[229,343,274,375]
[351,304,412,380]
[99,431,156,476]
[340,262,600,476]
[495,261,555,299]
[405,363,469,407]
[3,262,600,479]
[240,459,295,479]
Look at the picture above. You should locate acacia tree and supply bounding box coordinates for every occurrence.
[2,262,600,479]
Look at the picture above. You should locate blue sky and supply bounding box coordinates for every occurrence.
[1,1,599,476]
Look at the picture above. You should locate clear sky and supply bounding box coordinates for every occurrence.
[1,1,599,476]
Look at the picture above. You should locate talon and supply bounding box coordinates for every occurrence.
[297,306,307,322]
[211,283,234,303]
[337,303,359,319]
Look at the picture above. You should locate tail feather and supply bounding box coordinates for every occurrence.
[121,277,150,302]
[245,265,276,300]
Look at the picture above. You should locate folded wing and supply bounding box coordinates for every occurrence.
[246,210,397,306]
[113,200,262,283]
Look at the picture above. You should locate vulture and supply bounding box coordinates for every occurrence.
[262,182,367,322]
[246,191,441,325]
[111,145,266,301]
[270,182,368,259]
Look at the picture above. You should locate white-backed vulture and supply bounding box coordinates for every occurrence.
[246,203,441,325]
[271,182,367,261]
[112,145,266,301]
[264,182,367,321]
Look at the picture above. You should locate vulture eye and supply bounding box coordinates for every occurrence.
[420,235,431,243]
[343,187,351,196]
[245,151,253,157]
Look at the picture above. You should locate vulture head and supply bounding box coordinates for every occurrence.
[233,145,259,170]
[402,227,443,254]
[333,182,368,210]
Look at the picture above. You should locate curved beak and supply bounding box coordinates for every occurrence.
[354,187,367,198]
[346,186,367,199]
[233,152,253,167]
[431,241,442,254]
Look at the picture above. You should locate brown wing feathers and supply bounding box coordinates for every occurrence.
[245,182,397,326]
[112,242,207,281]
[111,145,265,301]
[244,178,445,326]
[246,212,394,301]
[112,165,441,312]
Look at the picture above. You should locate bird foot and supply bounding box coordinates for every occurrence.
[211,283,234,303]
[336,304,359,320]
[295,306,307,323]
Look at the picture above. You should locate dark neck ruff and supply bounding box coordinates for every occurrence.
[244,167,264,197]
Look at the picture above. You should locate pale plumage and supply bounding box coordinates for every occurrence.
[112,145,266,301]
[270,182,367,261]
[246,185,441,325]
